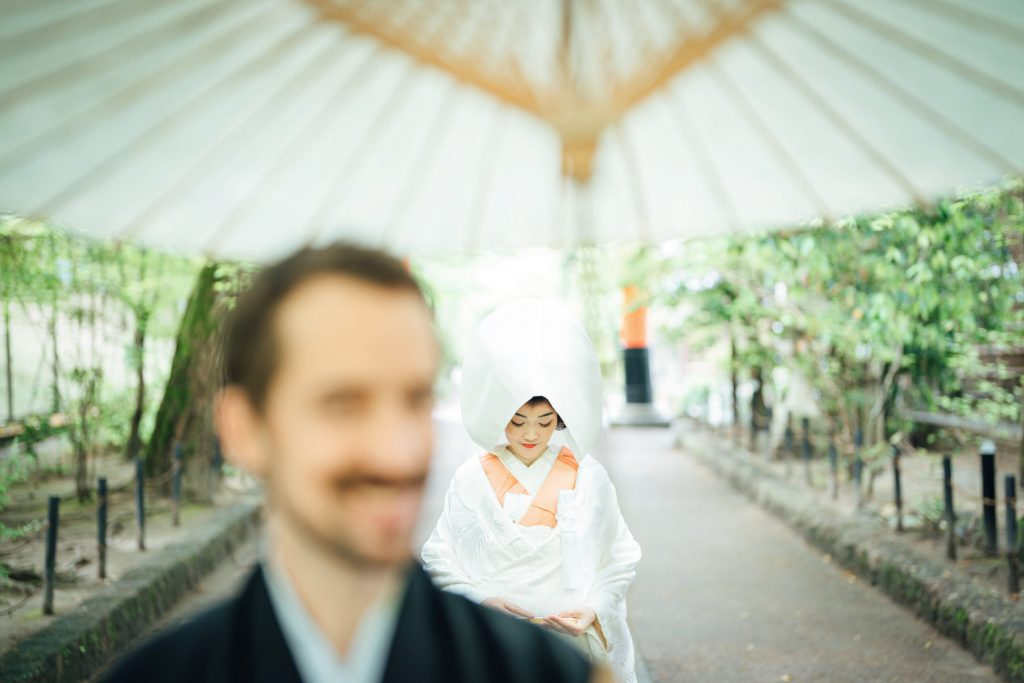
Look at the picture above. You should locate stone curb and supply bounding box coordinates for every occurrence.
[689,434,1024,683]
[0,501,262,683]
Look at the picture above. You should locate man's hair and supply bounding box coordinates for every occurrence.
[526,396,567,430]
[222,242,425,409]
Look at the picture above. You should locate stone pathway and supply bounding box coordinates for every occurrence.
[92,417,1006,682]
[606,426,1001,683]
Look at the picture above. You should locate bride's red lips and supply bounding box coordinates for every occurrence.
[521,444,538,449]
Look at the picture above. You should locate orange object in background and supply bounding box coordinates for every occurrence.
[622,285,647,349]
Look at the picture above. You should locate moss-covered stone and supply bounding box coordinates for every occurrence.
[0,502,260,683]
[693,443,1024,682]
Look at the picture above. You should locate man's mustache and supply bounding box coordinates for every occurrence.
[332,472,429,493]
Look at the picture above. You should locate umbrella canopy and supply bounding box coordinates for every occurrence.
[1,0,1022,260]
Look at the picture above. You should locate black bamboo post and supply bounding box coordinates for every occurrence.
[982,440,998,556]
[801,417,812,485]
[748,391,758,451]
[1006,475,1019,594]
[135,457,146,551]
[854,427,864,510]
[43,496,59,615]
[172,442,183,527]
[828,437,839,500]
[892,444,903,532]
[783,415,794,476]
[97,477,107,579]
[209,435,223,499]
[943,455,957,561]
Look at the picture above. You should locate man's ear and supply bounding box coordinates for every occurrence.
[215,386,270,479]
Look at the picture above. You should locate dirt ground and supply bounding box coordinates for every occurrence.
[0,437,260,655]
[75,415,1005,683]
[712,423,1023,598]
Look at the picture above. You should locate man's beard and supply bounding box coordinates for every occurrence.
[268,467,427,570]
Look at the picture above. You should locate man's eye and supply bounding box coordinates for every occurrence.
[324,399,357,412]
[410,392,435,410]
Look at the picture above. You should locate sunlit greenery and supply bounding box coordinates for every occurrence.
[655,179,1023,467]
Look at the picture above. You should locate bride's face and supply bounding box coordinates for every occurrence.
[504,400,558,462]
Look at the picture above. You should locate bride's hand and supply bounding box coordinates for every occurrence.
[543,606,596,637]
[482,597,534,619]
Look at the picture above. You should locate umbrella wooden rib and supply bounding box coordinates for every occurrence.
[782,5,1019,175]
[822,0,1024,108]
[0,0,216,110]
[613,123,653,244]
[118,30,343,242]
[463,106,510,254]
[34,14,315,219]
[380,80,462,248]
[0,2,274,172]
[0,0,141,60]
[307,0,542,117]
[743,29,924,205]
[482,1,527,77]
[443,0,491,60]
[301,63,421,248]
[704,52,832,220]
[661,89,742,232]
[612,0,781,115]
[202,45,383,256]
[893,0,1024,47]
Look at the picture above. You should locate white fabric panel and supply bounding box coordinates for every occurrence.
[0,0,1021,259]
[460,299,603,457]
[791,1,1024,169]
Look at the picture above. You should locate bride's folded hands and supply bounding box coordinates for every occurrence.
[482,597,535,619]
[542,606,596,637]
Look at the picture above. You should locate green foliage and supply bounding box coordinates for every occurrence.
[0,448,33,510]
[0,216,200,506]
[655,179,1024,457]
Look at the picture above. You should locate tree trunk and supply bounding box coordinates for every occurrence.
[144,263,222,500]
[1019,390,1024,496]
[730,330,739,445]
[72,371,98,503]
[49,305,60,415]
[126,310,148,460]
[3,298,12,423]
[751,367,766,424]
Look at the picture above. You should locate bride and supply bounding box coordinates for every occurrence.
[422,300,641,683]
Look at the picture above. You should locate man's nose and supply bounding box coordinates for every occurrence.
[366,409,431,472]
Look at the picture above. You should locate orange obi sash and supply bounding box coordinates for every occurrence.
[479,447,578,528]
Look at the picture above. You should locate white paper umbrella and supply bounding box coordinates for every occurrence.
[460,299,603,456]
[1,0,1022,260]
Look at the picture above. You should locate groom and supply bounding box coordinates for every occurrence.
[104,243,608,682]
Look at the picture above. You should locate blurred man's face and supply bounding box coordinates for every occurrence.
[247,275,438,567]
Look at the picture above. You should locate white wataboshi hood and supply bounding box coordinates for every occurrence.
[459,299,604,457]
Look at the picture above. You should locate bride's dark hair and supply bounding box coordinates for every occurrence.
[525,396,566,430]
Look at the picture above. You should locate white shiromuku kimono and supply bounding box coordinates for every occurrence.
[422,443,641,683]
[425,299,642,683]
